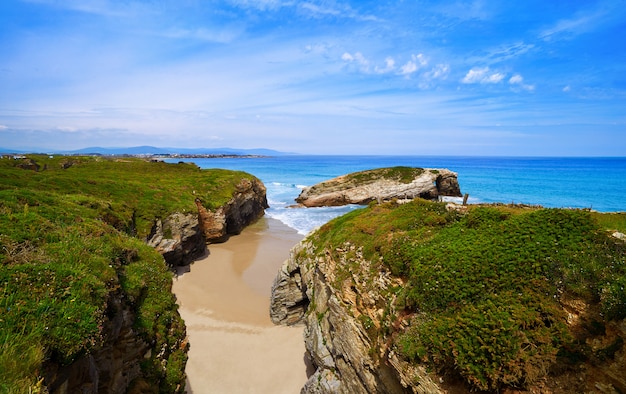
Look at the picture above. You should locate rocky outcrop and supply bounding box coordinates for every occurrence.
[147,177,268,266]
[271,207,626,394]
[295,167,461,208]
[196,178,269,243]
[147,212,206,266]
[270,239,444,394]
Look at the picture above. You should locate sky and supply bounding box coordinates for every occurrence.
[0,0,625,156]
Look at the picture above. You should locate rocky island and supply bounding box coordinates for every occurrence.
[0,155,267,393]
[272,192,626,393]
[295,166,462,207]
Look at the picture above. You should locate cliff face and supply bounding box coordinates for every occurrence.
[270,239,444,394]
[44,290,151,394]
[270,202,626,394]
[0,156,271,393]
[44,178,268,392]
[295,167,461,208]
[197,178,269,243]
[147,177,268,266]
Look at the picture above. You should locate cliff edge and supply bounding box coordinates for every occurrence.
[147,177,268,266]
[271,200,626,393]
[0,156,268,393]
[295,167,461,208]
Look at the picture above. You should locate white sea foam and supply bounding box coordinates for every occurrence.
[266,205,358,235]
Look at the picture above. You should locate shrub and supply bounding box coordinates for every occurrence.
[309,199,626,391]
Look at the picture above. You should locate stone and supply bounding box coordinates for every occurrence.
[295,167,461,208]
[270,239,444,394]
[146,177,269,266]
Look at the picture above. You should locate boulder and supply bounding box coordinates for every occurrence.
[295,167,461,207]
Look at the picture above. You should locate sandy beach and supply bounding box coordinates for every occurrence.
[172,217,309,394]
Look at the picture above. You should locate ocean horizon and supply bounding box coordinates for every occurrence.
[165,155,626,235]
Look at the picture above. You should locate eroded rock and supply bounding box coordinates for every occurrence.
[270,239,444,394]
[146,177,268,266]
[295,167,461,208]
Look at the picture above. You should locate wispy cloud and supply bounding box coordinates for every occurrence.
[462,67,505,84]
[160,26,243,44]
[2,1,624,155]
[508,74,535,92]
[538,2,625,41]
[399,54,428,76]
[20,0,143,17]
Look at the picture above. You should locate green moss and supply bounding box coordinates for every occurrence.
[307,200,626,392]
[0,155,259,392]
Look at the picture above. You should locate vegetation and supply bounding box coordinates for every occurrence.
[311,199,626,392]
[342,166,427,185]
[307,166,428,194]
[0,155,256,393]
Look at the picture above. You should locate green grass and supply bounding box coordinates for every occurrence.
[0,155,260,392]
[306,166,429,195]
[308,200,626,392]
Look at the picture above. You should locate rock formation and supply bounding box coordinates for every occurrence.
[271,204,626,394]
[295,167,461,208]
[197,178,269,243]
[271,238,444,394]
[147,177,268,266]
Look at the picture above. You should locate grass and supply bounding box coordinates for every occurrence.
[306,166,429,195]
[0,155,260,392]
[308,199,626,392]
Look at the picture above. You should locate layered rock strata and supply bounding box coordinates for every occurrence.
[270,238,444,394]
[295,167,461,208]
[271,208,626,394]
[147,177,268,266]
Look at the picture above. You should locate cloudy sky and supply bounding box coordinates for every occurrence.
[1,0,625,155]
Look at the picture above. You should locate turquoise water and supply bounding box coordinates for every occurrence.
[166,156,626,235]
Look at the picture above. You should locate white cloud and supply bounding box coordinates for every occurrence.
[399,53,428,76]
[508,74,535,92]
[226,0,286,11]
[162,27,242,44]
[424,64,450,80]
[486,73,505,83]
[21,0,143,17]
[375,57,396,74]
[0,125,8,131]
[342,52,370,72]
[462,67,488,83]
[462,67,505,84]
[563,85,571,92]
[300,2,341,17]
[538,2,626,42]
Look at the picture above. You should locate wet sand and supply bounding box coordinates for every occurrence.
[172,217,309,393]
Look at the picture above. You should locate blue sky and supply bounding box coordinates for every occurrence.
[1,0,625,155]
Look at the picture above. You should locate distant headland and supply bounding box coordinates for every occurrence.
[0,145,294,157]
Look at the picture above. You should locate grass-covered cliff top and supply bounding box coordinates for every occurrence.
[0,155,258,393]
[310,199,626,392]
[307,166,429,192]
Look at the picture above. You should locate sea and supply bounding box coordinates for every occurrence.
[164,156,626,236]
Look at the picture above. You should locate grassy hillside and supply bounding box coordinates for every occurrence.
[310,199,626,392]
[0,155,257,393]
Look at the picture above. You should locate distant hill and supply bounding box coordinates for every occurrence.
[0,146,295,156]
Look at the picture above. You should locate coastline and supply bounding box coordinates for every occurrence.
[172,217,309,393]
